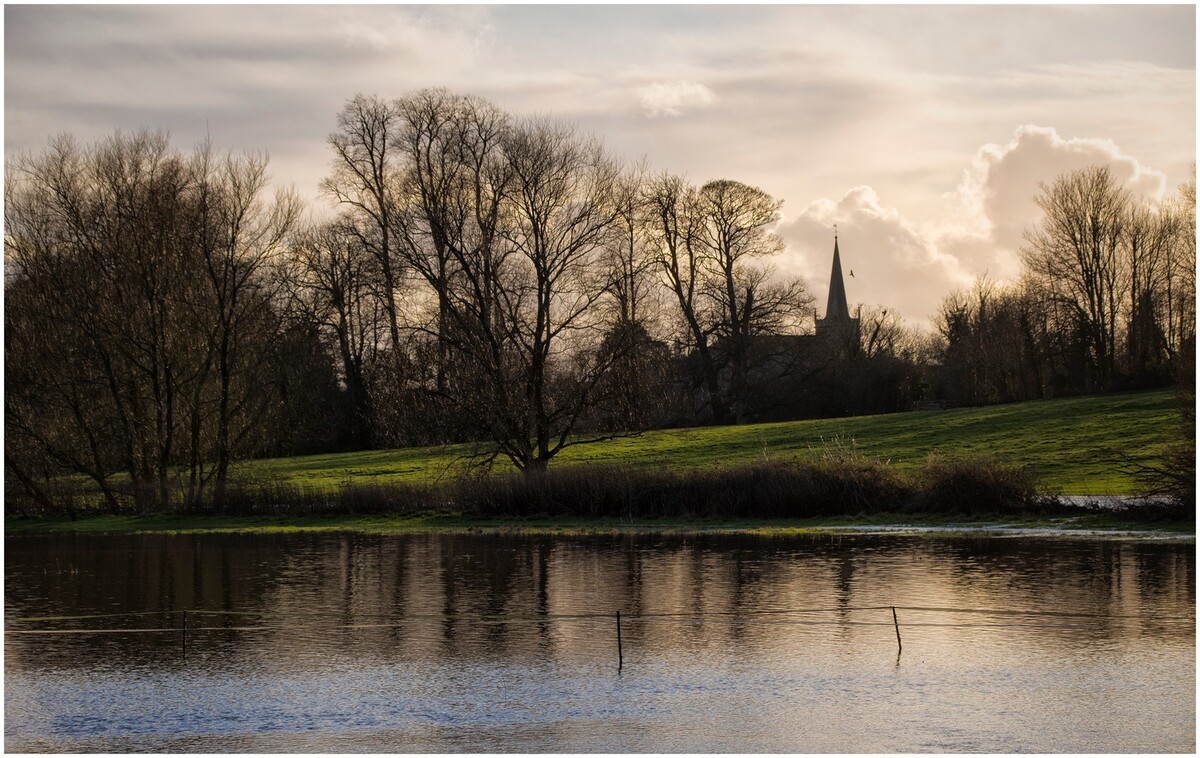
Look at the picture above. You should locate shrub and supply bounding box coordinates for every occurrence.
[8,452,1065,520]
[912,453,1050,515]
[451,459,912,520]
[1127,440,1195,513]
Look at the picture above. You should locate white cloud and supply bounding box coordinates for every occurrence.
[334,6,494,66]
[634,81,717,118]
[779,186,973,326]
[949,124,1169,269]
[780,126,1175,328]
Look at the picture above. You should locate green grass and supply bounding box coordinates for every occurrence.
[240,389,1182,496]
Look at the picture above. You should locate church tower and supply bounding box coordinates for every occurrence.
[815,232,860,343]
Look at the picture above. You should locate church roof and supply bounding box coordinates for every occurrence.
[824,236,851,322]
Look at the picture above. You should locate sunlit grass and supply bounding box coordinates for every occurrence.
[240,389,1179,495]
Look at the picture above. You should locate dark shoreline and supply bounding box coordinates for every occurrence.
[5,510,1194,538]
[5,456,1058,518]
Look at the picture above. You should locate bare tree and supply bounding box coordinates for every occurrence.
[6,131,303,511]
[647,174,810,423]
[391,92,628,470]
[321,95,406,361]
[593,165,672,428]
[934,278,1049,404]
[857,305,906,360]
[602,165,660,327]
[191,146,301,503]
[489,119,624,469]
[1023,166,1129,389]
[1164,169,1197,365]
[6,132,202,508]
[282,218,386,448]
[1122,201,1178,377]
[391,89,512,443]
[644,173,722,418]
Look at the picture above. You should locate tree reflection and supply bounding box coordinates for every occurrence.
[5,533,1193,673]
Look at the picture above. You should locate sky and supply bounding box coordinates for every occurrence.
[5,4,1195,327]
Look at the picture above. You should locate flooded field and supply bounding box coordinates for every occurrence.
[5,531,1195,752]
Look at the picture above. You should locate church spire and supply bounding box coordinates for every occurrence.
[824,232,850,322]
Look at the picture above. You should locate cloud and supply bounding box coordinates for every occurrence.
[950,124,1168,257]
[5,7,1190,330]
[963,61,1195,102]
[634,80,717,118]
[3,5,501,201]
[778,186,973,326]
[775,126,1176,329]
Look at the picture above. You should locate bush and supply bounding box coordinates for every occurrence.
[438,459,911,520]
[912,453,1051,515]
[9,453,1065,520]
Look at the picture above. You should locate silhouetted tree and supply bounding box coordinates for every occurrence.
[389,91,631,470]
[190,145,301,504]
[6,131,305,510]
[646,174,811,423]
[321,95,407,366]
[1023,166,1129,390]
[390,89,511,444]
[281,218,385,448]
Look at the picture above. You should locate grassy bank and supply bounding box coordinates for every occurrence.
[241,390,1178,495]
[9,448,1192,535]
[8,390,1184,526]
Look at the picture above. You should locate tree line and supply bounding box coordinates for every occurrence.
[934,165,1195,406]
[5,89,1195,510]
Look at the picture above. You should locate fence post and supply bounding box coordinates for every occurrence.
[891,606,902,654]
[616,611,623,670]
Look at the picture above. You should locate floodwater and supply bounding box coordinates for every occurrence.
[4,531,1195,752]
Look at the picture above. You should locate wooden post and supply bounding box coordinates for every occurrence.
[891,606,902,654]
[616,611,623,670]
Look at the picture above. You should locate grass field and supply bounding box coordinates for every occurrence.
[241,389,1183,496]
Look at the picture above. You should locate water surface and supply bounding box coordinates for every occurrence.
[5,532,1195,752]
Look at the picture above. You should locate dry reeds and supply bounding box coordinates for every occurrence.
[911,453,1057,515]
[7,453,1061,519]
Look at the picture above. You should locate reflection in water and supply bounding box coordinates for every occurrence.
[5,532,1195,752]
